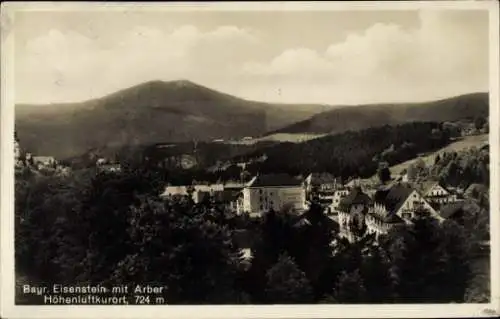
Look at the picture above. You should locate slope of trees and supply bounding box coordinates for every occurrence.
[242,122,451,180]
[433,147,489,188]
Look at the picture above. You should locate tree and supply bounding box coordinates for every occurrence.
[244,209,297,302]
[332,270,367,303]
[381,216,473,303]
[377,165,391,184]
[15,169,93,284]
[434,154,441,165]
[406,163,418,182]
[112,195,244,304]
[360,241,395,303]
[474,116,486,130]
[265,253,314,304]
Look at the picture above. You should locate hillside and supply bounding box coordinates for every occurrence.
[362,134,489,184]
[267,92,489,136]
[229,133,327,144]
[238,122,452,181]
[15,80,328,159]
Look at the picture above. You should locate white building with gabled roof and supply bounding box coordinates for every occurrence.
[242,174,306,217]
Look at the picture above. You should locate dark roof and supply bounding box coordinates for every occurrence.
[439,202,465,219]
[249,174,302,188]
[369,211,404,224]
[310,173,340,185]
[373,183,414,214]
[420,180,449,195]
[338,187,371,212]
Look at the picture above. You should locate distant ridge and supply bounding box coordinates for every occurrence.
[15,80,328,159]
[266,92,488,136]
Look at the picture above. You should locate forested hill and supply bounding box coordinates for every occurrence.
[242,122,452,181]
[267,92,488,136]
[16,80,328,159]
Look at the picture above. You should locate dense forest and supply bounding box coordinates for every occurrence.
[15,163,489,304]
[82,121,454,186]
[239,122,451,181]
[62,122,464,187]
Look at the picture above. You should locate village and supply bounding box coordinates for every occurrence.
[14,124,490,264]
[15,126,488,239]
[160,168,483,244]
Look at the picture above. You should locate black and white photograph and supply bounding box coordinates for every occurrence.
[1,1,499,318]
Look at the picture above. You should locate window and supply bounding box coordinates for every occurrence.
[260,204,264,210]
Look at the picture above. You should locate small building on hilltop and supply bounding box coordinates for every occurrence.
[242,174,306,217]
[32,156,57,170]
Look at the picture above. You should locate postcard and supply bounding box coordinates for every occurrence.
[1,1,499,318]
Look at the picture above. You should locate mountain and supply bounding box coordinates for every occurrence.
[267,92,489,136]
[15,80,328,159]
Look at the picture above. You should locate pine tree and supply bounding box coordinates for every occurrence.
[265,253,314,304]
[332,269,367,303]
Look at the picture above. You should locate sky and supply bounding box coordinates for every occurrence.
[14,7,490,105]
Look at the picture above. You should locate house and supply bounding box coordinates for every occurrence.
[304,173,342,194]
[371,183,440,222]
[14,132,21,164]
[32,156,57,169]
[345,178,362,189]
[197,189,244,214]
[96,158,107,166]
[98,163,121,172]
[228,192,245,215]
[161,184,226,203]
[317,188,350,216]
[420,181,459,206]
[366,186,408,239]
[337,187,372,242]
[242,174,306,217]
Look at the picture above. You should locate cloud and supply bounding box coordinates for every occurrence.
[15,10,488,105]
[16,24,259,103]
[241,10,489,104]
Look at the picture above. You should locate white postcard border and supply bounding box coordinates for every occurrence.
[1,1,499,318]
